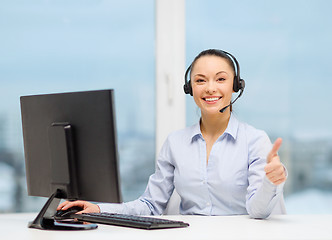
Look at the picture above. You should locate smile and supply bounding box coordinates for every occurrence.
[203,96,222,103]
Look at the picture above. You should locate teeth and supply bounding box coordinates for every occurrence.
[205,97,219,101]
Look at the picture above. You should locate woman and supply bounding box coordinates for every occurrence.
[58,49,287,219]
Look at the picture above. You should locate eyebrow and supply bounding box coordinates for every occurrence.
[193,71,229,78]
[215,71,229,76]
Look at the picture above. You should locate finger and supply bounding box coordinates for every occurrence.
[59,200,84,210]
[267,138,282,162]
[57,201,70,210]
[271,137,282,156]
[264,156,281,173]
[79,207,92,214]
[265,160,284,175]
[76,210,85,214]
[266,168,285,180]
[268,174,286,185]
[265,166,286,183]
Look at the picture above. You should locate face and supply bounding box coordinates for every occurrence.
[191,55,234,116]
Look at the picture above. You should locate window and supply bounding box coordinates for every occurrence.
[0,0,155,212]
[2,0,331,215]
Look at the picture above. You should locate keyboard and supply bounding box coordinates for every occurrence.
[68,212,189,230]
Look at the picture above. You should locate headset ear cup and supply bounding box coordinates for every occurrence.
[183,83,190,95]
[233,77,240,92]
[184,80,193,96]
[184,66,193,95]
[233,77,245,92]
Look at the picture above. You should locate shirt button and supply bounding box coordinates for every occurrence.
[203,180,207,184]
[206,202,210,206]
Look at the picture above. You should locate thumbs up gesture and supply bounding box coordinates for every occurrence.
[264,138,286,185]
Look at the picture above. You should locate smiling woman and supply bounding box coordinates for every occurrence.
[59,49,287,219]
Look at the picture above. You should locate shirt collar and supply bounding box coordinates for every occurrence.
[190,113,239,142]
[225,113,239,140]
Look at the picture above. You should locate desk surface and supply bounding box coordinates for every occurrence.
[1,213,331,240]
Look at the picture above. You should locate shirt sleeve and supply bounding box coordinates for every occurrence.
[98,136,175,215]
[245,130,287,219]
[98,199,152,215]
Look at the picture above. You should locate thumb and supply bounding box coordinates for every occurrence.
[267,137,282,163]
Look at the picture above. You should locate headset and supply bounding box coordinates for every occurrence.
[183,49,245,113]
[183,49,245,96]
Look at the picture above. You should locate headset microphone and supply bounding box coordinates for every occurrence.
[219,104,230,113]
[219,88,244,113]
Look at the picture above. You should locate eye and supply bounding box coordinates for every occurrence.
[217,78,226,82]
[195,78,205,84]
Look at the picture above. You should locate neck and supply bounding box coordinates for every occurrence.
[200,111,231,137]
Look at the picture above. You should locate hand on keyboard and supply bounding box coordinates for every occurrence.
[57,200,100,214]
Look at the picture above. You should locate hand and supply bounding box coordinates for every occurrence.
[57,200,100,214]
[264,138,286,185]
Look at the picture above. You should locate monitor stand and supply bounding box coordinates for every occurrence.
[28,189,98,230]
[28,123,97,230]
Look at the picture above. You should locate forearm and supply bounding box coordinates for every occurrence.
[98,198,152,215]
[246,176,285,219]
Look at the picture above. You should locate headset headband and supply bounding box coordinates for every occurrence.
[183,49,245,96]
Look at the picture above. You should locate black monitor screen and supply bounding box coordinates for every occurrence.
[20,89,121,204]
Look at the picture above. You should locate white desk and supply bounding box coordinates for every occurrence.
[1,213,331,240]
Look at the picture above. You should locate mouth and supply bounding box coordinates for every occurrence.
[202,96,222,104]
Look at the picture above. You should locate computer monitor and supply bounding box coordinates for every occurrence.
[20,89,121,230]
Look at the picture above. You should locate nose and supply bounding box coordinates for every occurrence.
[205,81,216,94]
